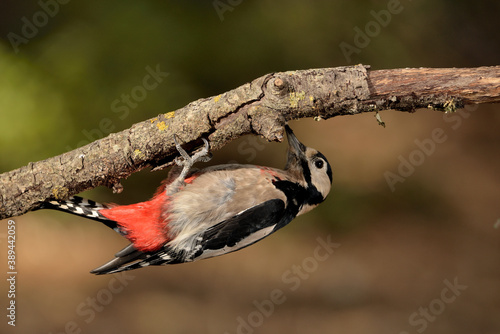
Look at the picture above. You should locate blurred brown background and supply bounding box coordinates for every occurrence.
[0,1,499,333]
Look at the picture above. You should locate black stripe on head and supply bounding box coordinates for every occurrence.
[273,178,325,211]
[314,152,333,184]
[301,152,333,187]
[300,158,312,185]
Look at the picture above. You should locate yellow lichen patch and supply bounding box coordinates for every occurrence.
[164,111,175,119]
[289,91,306,108]
[213,94,222,103]
[150,117,158,123]
[156,121,167,131]
[444,98,457,113]
[133,149,146,160]
[52,186,69,200]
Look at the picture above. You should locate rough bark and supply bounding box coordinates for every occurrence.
[1,65,499,219]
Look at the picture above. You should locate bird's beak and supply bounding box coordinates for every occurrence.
[285,125,306,156]
[285,125,307,172]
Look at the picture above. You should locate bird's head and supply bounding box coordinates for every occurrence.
[284,125,333,202]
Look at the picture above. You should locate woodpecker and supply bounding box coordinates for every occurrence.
[41,125,332,274]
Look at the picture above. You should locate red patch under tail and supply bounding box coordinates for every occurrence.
[100,192,170,252]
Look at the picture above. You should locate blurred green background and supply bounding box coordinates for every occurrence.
[0,1,499,333]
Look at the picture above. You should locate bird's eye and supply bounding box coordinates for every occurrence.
[314,159,324,169]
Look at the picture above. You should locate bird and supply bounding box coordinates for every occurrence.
[40,125,332,274]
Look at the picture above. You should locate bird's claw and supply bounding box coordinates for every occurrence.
[167,136,212,195]
[173,136,212,167]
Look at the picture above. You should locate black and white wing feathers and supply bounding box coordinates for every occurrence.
[195,199,287,259]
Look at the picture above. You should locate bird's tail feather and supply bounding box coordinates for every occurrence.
[40,196,120,232]
[90,244,183,275]
[90,244,149,275]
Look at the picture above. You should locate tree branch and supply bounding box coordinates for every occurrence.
[1,65,499,219]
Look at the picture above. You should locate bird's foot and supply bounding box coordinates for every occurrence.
[166,136,211,195]
[173,135,212,169]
